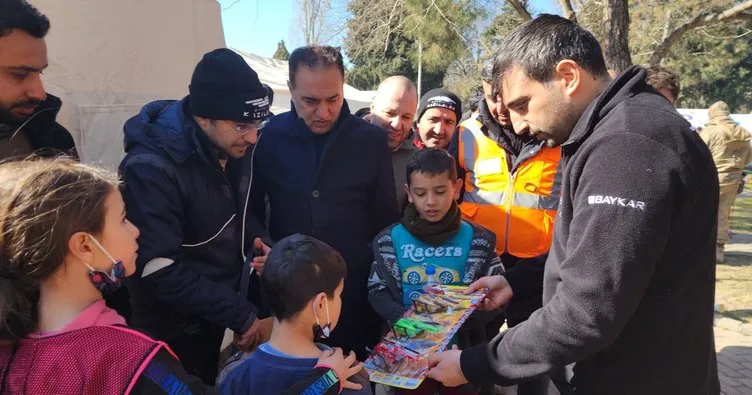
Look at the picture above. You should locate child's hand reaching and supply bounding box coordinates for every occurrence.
[316,348,366,391]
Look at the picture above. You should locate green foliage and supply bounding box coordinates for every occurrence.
[344,0,751,111]
[344,0,480,94]
[626,0,751,111]
[664,22,752,112]
[483,0,530,49]
[527,0,752,112]
[273,40,290,61]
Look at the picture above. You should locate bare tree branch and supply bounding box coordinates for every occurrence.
[698,26,752,39]
[649,0,752,65]
[222,0,242,11]
[661,8,672,42]
[507,0,532,21]
[429,1,470,45]
[384,0,403,53]
[559,0,578,23]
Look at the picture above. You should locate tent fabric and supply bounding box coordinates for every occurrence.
[33,0,227,170]
[32,1,375,171]
[677,109,752,132]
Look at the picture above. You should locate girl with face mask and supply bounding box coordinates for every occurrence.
[0,159,361,395]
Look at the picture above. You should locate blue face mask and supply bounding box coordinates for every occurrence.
[82,235,126,295]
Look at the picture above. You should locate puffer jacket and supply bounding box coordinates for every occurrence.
[119,97,268,340]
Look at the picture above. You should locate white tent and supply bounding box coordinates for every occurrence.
[32,0,375,172]
[677,109,752,131]
[232,49,376,114]
[33,0,226,171]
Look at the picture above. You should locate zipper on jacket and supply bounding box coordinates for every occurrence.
[511,142,542,174]
[503,172,517,254]
[241,134,261,263]
[199,147,247,261]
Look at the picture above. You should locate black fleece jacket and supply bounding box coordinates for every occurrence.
[460,66,720,395]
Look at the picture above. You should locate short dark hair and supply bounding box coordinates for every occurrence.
[260,234,347,321]
[481,59,494,84]
[468,85,484,112]
[354,107,370,118]
[288,45,345,87]
[0,0,50,39]
[406,148,458,186]
[645,65,680,99]
[493,14,608,85]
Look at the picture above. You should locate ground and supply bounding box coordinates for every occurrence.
[717,187,752,323]
[713,185,752,394]
[716,326,752,395]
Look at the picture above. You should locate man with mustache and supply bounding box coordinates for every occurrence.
[449,60,561,395]
[251,45,399,361]
[364,76,418,212]
[0,0,76,161]
[413,89,462,150]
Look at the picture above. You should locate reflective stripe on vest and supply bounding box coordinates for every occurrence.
[458,119,562,257]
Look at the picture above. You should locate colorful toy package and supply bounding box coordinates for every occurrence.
[364,284,488,389]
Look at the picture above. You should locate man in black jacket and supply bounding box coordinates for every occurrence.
[427,15,719,395]
[252,46,399,360]
[0,0,76,161]
[120,49,272,385]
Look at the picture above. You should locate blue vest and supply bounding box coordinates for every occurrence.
[391,222,473,307]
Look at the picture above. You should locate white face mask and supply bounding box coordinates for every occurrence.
[313,298,331,340]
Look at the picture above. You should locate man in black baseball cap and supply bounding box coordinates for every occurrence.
[119,48,273,385]
[413,88,462,149]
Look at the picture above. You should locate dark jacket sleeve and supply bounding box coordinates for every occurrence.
[480,231,504,278]
[367,230,407,324]
[130,348,217,394]
[369,132,400,236]
[460,135,678,386]
[121,159,256,333]
[501,254,546,301]
[464,226,504,327]
[250,136,270,238]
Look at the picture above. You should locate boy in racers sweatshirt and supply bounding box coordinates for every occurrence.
[367,148,502,395]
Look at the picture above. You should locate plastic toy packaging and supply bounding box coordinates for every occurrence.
[364,284,488,389]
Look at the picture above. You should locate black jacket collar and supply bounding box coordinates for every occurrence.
[565,66,647,149]
[0,93,75,154]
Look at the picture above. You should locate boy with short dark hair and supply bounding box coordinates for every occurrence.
[220,234,372,395]
[367,148,502,395]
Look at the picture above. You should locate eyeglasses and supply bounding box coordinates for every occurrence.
[219,118,270,135]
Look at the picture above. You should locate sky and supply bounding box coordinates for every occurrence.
[221,0,561,58]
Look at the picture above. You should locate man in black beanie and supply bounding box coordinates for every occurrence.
[413,88,462,149]
[118,48,273,385]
